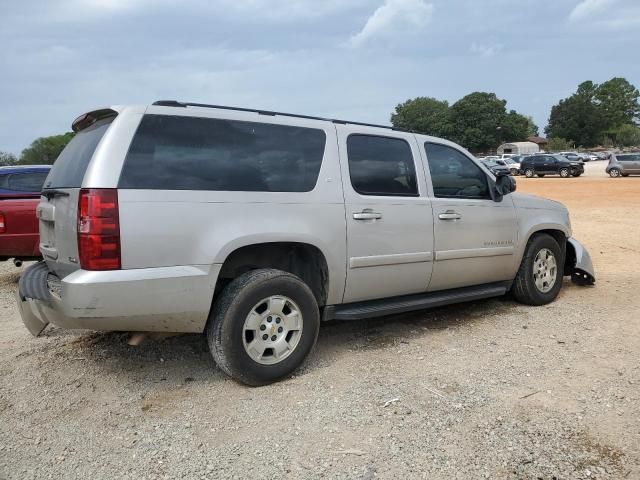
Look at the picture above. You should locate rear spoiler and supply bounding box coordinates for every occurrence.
[71,108,118,133]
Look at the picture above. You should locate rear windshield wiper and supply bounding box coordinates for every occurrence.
[41,188,70,199]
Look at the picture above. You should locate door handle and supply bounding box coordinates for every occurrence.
[438,211,462,221]
[353,211,382,220]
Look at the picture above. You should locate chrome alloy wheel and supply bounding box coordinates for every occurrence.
[242,296,303,365]
[533,248,558,293]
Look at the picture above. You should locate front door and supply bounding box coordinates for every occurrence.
[421,141,518,291]
[337,126,434,303]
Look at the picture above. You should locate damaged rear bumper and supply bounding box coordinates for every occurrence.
[566,237,595,285]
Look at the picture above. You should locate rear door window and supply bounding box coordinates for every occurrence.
[119,115,326,192]
[346,135,418,196]
[44,117,114,189]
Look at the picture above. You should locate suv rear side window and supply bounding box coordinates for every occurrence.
[119,115,326,192]
[346,135,418,196]
[424,143,489,199]
[44,117,114,189]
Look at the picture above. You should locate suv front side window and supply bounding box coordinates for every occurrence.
[346,134,418,197]
[424,143,490,199]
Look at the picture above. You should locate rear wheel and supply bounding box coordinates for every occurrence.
[609,168,621,178]
[510,168,519,176]
[207,268,320,386]
[524,169,534,178]
[512,234,563,306]
[559,168,570,178]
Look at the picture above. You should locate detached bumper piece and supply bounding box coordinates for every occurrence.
[566,238,595,286]
[16,261,52,336]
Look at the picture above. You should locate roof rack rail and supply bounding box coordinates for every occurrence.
[152,100,408,133]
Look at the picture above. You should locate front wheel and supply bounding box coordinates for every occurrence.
[537,174,545,178]
[524,169,534,178]
[572,173,582,177]
[510,168,519,176]
[609,168,621,178]
[559,168,570,178]
[512,234,563,306]
[207,269,320,386]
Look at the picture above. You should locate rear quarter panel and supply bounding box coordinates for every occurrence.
[115,108,347,305]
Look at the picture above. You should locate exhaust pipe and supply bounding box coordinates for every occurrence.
[13,259,23,267]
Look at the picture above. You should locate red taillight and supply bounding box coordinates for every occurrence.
[0,213,5,233]
[78,189,121,270]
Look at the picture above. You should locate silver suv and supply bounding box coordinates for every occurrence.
[606,153,640,177]
[17,101,595,385]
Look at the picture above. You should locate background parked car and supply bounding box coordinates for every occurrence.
[501,156,522,175]
[606,153,640,177]
[480,158,511,176]
[558,151,587,162]
[520,154,584,178]
[0,165,51,265]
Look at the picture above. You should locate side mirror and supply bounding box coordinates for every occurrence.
[493,173,516,201]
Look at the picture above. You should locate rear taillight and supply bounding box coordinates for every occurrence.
[77,189,121,270]
[0,213,5,233]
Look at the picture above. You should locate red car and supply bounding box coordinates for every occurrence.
[0,165,51,266]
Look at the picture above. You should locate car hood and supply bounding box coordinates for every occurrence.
[511,192,567,212]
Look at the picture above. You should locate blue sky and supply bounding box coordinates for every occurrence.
[1,0,639,155]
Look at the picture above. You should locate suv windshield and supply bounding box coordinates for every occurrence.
[44,117,114,189]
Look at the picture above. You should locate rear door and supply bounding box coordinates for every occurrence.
[38,116,116,278]
[337,125,434,303]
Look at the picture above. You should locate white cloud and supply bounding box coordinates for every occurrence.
[569,0,616,22]
[470,42,502,57]
[349,0,434,47]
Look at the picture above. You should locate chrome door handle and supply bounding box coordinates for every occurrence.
[438,211,462,221]
[353,211,382,220]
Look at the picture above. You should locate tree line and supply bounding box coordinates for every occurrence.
[1,76,638,164]
[391,76,639,153]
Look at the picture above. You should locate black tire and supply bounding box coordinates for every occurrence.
[622,173,629,177]
[524,169,534,178]
[207,268,320,386]
[537,174,545,178]
[512,234,564,306]
[609,168,621,178]
[559,168,570,178]
[572,173,582,177]
[510,168,519,176]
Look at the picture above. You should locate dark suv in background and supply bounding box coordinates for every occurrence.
[520,154,584,178]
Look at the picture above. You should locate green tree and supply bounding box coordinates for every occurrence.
[545,81,605,147]
[502,110,537,143]
[390,97,451,137]
[546,137,573,152]
[611,124,640,146]
[19,132,75,165]
[449,92,508,152]
[0,151,17,166]
[595,77,640,128]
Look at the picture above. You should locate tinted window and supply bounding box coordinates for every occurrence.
[618,155,637,162]
[119,115,326,192]
[346,135,418,196]
[4,172,50,192]
[424,143,489,199]
[45,117,114,189]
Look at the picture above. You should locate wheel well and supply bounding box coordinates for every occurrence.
[529,229,568,267]
[216,242,329,306]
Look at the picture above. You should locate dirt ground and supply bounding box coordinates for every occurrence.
[1,161,638,479]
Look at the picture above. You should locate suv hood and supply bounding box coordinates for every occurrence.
[511,192,567,212]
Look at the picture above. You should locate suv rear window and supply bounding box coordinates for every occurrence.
[44,117,114,189]
[119,115,326,192]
